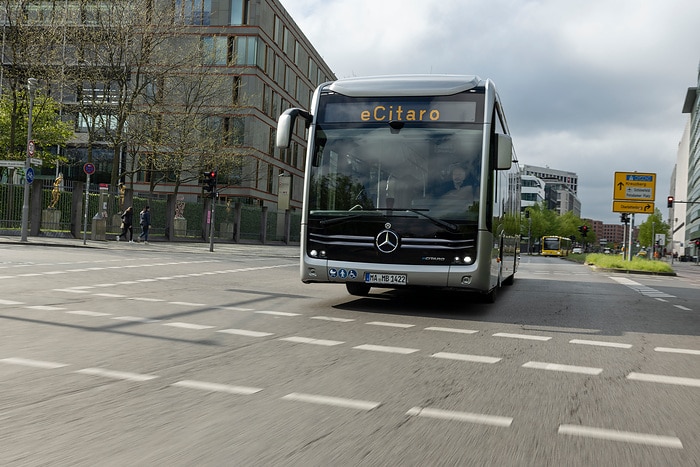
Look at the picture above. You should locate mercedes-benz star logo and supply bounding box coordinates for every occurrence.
[375,230,399,253]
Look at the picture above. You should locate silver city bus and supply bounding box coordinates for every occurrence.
[277,75,521,302]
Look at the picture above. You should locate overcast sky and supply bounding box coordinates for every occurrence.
[281,0,699,224]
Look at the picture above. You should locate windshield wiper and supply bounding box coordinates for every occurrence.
[319,214,366,227]
[403,209,459,233]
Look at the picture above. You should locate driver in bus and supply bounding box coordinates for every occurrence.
[441,165,475,205]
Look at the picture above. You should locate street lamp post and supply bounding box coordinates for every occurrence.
[20,78,38,242]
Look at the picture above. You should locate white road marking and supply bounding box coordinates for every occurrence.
[1,357,69,369]
[493,332,551,341]
[432,352,501,364]
[655,347,700,356]
[76,368,158,382]
[281,392,380,411]
[168,301,206,307]
[217,306,255,312]
[558,424,683,449]
[94,293,126,298]
[366,321,415,328]
[0,299,23,305]
[311,316,355,322]
[217,329,274,337]
[425,326,478,334]
[674,305,692,311]
[172,380,262,395]
[162,322,215,330]
[67,310,112,317]
[255,311,301,317]
[406,407,512,427]
[627,372,700,388]
[25,305,65,311]
[279,336,344,346]
[522,361,603,375]
[53,289,89,294]
[353,344,419,354]
[569,339,632,349]
[128,297,165,302]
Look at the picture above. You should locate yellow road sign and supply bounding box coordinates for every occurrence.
[612,200,655,214]
[613,172,656,201]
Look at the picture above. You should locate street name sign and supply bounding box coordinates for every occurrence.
[612,200,655,214]
[613,172,656,201]
[0,160,23,167]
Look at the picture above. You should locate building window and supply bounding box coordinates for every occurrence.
[236,36,258,66]
[201,36,227,65]
[175,0,211,26]
[230,0,248,25]
[232,75,241,105]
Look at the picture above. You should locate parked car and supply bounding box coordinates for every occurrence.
[572,247,583,254]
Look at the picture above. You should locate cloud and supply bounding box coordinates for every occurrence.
[283,0,699,223]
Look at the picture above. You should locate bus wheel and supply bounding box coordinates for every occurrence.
[346,282,371,296]
[484,285,498,303]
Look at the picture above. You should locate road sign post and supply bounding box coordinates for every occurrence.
[82,163,95,244]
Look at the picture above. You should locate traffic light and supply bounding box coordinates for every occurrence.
[667,196,674,208]
[203,170,217,197]
[581,225,588,237]
[620,213,629,224]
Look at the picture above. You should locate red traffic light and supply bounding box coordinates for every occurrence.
[667,196,674,208]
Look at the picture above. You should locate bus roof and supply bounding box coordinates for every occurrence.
[325,75,484,98]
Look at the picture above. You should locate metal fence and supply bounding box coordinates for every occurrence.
[0,181,301,243]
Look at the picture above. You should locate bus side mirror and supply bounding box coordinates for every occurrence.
[496,133,513,170]
[276,108,312,149]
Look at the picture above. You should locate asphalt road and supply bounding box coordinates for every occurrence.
[0,240,698,466]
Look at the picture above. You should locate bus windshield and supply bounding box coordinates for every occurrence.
[308,124,483,222]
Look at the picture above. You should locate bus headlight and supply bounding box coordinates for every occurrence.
[310,250,318,257]
[454,255,474,265]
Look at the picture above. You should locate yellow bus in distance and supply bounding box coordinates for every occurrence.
[541,236,572,257]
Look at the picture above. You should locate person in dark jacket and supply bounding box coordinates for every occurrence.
[138,206,151,244]
[117,206,134,242]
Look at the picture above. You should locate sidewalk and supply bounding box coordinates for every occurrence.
[0,235,301,258]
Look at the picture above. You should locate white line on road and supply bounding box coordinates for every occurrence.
[162,322,215,330]
[674,305,692,311]
[25,305,65,311]
[655,347,700,356]
[627,372,700,388]
[279,336,344,346]
[558,424,683,449]
[67,310,112,317]
[1,357,69,369]
[406,407,512,427]
[94,293,126,298]
[493,332,551,341]
[311,316,355,322]
[217,306,255,312]
[0,299,23,305]
[353,344,419,354]
[522,361,603,375]
[432,352,501,364]
[569,339,632,349]
[366,321,415,328]
[281,392,380,411]
[172,380,262,395]
[128,297,165,302]
[217,329,274,337]
[425,326,478,334]
[53,289,90,294]
[75,368,158,382]
[168,301,206,307]
[255,311,301,317]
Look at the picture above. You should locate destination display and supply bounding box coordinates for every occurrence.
[322,100,478,124]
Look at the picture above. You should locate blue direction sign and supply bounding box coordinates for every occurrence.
[25,167,35,184]
[83,162,95,175]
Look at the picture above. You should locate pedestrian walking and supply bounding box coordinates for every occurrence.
[117,206,134,242]
[138,205,151,244]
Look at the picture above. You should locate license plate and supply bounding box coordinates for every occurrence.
[364,272,407,285]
